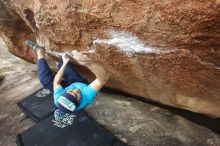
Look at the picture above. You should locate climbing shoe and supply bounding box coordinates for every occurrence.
[25,40,44,52]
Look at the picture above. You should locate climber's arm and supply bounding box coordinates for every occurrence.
[86,63,109,91]
[71,50,109,91]
[53,54,69,90]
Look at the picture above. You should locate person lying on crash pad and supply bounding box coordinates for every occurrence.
[25,40,109,115]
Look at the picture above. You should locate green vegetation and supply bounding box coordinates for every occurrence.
[0,69,5,85]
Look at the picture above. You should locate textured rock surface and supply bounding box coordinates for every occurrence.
[0,0,220,117]
[1,38,220,146]
[87,93,220,146]
[0,38,37,146]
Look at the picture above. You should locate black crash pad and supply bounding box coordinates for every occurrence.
[16,111,126,146]
[17,88,56,122]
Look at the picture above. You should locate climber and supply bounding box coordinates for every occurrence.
[25,40,109,113]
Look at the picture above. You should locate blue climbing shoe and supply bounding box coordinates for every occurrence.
[25,40,44,52]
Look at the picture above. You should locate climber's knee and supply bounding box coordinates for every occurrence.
[39,75,54,92]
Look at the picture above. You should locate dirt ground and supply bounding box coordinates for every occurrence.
[0,38,41,146]
[0,38,220,146]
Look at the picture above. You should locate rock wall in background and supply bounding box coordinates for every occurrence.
[0,0,220,117]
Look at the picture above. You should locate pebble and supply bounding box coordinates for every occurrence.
[121,138,128,143]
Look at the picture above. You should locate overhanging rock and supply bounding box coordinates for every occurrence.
[0,0,220,117]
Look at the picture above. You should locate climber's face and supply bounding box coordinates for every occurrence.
[67,89,81,102]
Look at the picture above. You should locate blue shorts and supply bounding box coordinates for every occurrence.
[37,58,88,92]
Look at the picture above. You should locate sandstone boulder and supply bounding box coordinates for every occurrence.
[0,0,220,117]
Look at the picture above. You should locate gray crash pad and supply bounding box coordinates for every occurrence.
[17,88,56,122]
[16,111,126,146]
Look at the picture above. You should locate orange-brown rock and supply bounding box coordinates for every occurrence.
[0,0,220,117]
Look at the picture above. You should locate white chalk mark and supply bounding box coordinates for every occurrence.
[197,59,220,70]
[87,48,96,54]
[93,30,177,55]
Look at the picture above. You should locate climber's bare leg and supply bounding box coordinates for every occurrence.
[37,48,45,59]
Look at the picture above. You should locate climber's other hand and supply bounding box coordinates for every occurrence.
[62,53,70,65]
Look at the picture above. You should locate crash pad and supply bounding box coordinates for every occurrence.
[16,111,126,146]
[17,88,56,122]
